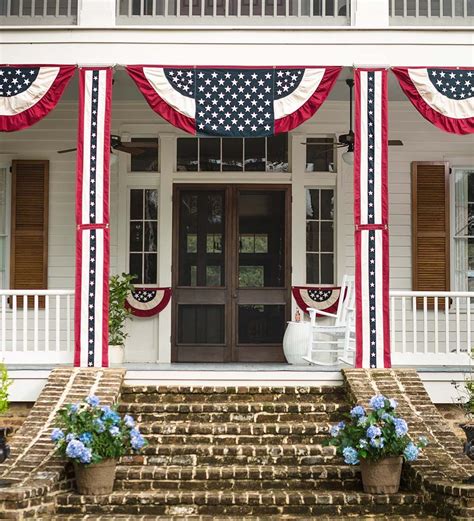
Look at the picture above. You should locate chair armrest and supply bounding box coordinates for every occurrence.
[307,308,338,326]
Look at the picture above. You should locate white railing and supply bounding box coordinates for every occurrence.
[390,291,473,366]
[0,0,78,25]
[389,0,474,25]
[116,0,351,25]
[0,290,74,364]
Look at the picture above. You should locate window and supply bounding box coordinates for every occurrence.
[305,137,336,172]
[176,135,288,173]
[129,189,158,284]
[453,169,474,291]
[0,167,9,289]
[306,188,335,284]
[130,138,159,172]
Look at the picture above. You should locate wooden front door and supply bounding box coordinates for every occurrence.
[172,184,290,362]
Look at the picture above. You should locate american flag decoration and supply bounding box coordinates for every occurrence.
[74,68,113,368]
[354,68,391,369]
[126,66,341,136]
[392,67,474,135]
[291,286,343,315]
[0,65,75,132]
[125,287,172,318]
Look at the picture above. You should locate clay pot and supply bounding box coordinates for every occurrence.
[73,458,116,495]
[359,456,403,494]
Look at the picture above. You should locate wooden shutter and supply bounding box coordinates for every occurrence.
[10,160,49,295]
[411,162,450,306]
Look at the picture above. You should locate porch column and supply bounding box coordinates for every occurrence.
[354,68,391,368]
[74,67,113,367]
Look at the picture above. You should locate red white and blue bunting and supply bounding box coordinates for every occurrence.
[125,287,172,318]
[291,286,342,315]
[126,66,341,136]
[0,65,75,132]
[354,68,391,369]
[392,67,474,135]
[74,68,113,368]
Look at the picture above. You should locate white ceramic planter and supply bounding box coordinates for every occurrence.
[282,321,312,365]
[108,345,124,365]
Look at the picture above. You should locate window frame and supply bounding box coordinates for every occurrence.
[0,162,11,290]
[304,134,338,174]
[451,166,474,292]
[126,134,160,175]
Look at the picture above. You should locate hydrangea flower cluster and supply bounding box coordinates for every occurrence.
[327,394,428,465]
[50,395,147,465]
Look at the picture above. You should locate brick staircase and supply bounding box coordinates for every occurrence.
[54,385,435,519]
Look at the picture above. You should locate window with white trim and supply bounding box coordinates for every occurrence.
[306,188,335,284]
[0,167,9,289]
[128,188,159,284]
[453,168,474,291]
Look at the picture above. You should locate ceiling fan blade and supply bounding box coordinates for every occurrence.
[57,148,77,154]
[388,140,404,146]
[114,145,145,155]
[120,141,159,149]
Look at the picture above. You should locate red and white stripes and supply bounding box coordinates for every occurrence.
[74,68,112,368]
[354,68,391,369]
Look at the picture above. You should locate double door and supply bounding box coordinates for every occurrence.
[172,184,290,362]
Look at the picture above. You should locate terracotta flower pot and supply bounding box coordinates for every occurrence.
[73,458,116,495]
[359,456,403,494]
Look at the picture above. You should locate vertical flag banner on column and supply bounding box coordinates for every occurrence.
[354,68,391,369]
[74,68,113,368]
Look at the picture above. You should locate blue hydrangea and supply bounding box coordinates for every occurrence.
[79,432,93,445]
[101,406,121,424]
[109,426,120,437]
[389,398,398,409]
[329,421,345,437]
[93,418,105,433]
[381,412,393,422]
[66,439,86,459]
[342,447,359,465]
[130,432,146,450]
[86,395,100,407]
[350,405,366,418]
[394,418,408,437]
[404,442,419,462]
[66,433,76,442]
[369,395,387,410]
[69,404,80,414]
[359,439,368,449]
[79,446,92,464]
[124,414,135,429]
[370,436,385,449]
[357,416,369,427]
[51,428,64,443]
[366,425,382,439]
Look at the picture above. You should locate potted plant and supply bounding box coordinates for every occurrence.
[51,395,146,495]
[327,394,428,494]
[108,273,135,365]
[0,363,12,467]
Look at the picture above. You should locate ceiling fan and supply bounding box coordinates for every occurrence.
[307,79,403,162]
[57,135,158,155]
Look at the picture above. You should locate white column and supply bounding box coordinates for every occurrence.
[352,0,389,27]
[78,0,116,27]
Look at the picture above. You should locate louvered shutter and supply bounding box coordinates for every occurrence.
[411,162,450,307]
[10,160,49,298]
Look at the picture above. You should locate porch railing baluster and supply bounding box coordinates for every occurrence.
[34,294,39,352]
[55,294,61,352]
[23,295,27,352]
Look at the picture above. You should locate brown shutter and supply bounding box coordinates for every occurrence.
[10,160,49,295]
[411,161,450,306]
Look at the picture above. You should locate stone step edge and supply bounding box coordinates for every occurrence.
[120,386,344,394]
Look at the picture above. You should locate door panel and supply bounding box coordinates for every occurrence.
[172,184,290,363]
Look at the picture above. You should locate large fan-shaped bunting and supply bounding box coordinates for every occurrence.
[291,286,343,315]
[126,66,341,136]
[392,67,474,135]
[126,287,172,318]
[0,65,75,132]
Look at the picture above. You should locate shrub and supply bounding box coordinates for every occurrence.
[327,395,428,465]
[0,363,11,415]
[109,273,135,346]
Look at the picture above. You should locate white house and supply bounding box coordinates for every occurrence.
[0,0,473,402]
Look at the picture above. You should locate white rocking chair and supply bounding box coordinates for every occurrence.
[302,275,356,366]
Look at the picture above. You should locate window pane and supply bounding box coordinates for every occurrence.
[320,221,334,252]
[321,254,334,284]
[206,266,222,286]
[144,222,158,252]
[130,189,143,220]
[239,266,264,287]
[238,304,285,344]
[306,253,319,284]
[321,190,334,219]
[178,305,225,344]
[222,138,243,171]
[129,222,143,251]
[144,253,157,284]
[145,189,158,220]
[177,138,198,171]
[129,253,143,284]
[306,189,319,219]
[267,134,288,172]
[244,138,265,171]
[306,221,319,252]
[306,137,335,172]
[130,138,158,172]
[200,138,221,171]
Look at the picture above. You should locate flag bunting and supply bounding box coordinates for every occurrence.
[125,287,172,318]
[291,286,343,315]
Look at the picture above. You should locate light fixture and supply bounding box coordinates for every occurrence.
[342,144,354,165]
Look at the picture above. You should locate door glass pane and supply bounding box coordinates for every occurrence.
[177,139,198,171]
[178,305,225,344]
[130,138,158,172]
[222,139,243,171]
[238,304,285,344]
[200,139,221,171]
[238,191,285,287]
[244,138,265,172]
[179,190,225,286]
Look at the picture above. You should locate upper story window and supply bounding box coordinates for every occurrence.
[130,138,159,172]
[453,168,474,291]
[176,135,288,173]
[305,137,336,172]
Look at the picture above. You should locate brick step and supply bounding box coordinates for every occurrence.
[139,421,332,436]
[119,402,347,414]
[49,516,441,521]
[141,433,331,445]
[56,490,425,517]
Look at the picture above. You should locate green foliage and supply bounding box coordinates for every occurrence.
[0,363,11,415]
[108,273,135,346]
[452,347,474,421]
[51,396,146,465]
